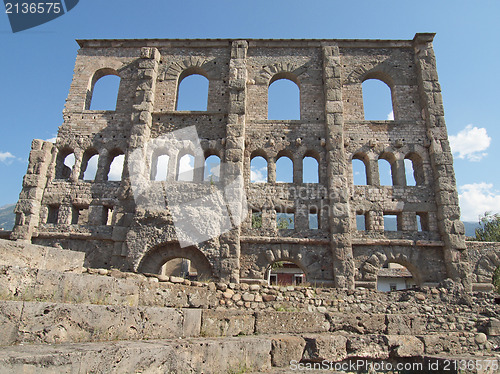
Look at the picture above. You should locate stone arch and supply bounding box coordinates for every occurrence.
[358,247,422,286]
[263,248,310,281]
[162,57,217,81]
[103,148,125,181]
[79,148,99,180]
[137,243,214,279]
[470,247,500,285]
[257,61,309,85]
[352,152,371,185]
[85,68,121,110]
[55,147,75,180]
[404,152,425,186]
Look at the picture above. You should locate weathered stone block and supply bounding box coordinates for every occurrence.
[270,335,306,367]
[201,310,254,337]
[255,311,329,334]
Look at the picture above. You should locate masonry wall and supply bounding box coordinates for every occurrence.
[11,35,472,290]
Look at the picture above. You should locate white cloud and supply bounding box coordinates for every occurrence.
[458,182,500,222]
[108,154,124,181]
[387,110,394,120]
[0,151,15,164]
[251,166,267,183]
[178,154,194,181]
[449,124,491,162]
[45,135,57,143]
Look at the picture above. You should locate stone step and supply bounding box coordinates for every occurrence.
[0,333,497,374]
[0,336,271,374]
[0,300,201,346]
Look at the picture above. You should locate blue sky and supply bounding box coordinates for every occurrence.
[0,0,499,222]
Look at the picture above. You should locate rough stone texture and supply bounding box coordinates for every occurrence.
[302,334,348,362]
[201,309,255,337]
[9,35,482,290]
[0,239,83,273]
[386,335,424,357]
[255,311,329,334]
[0,300,200,345]
[0,337,272,374]
[270,335,306,367]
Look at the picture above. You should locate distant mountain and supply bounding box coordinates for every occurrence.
[463,221,480,238]
[0,204,15,231]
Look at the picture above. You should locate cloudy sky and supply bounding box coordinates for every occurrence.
[0,0,499,223]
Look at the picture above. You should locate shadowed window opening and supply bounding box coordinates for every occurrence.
[47,205,59,224]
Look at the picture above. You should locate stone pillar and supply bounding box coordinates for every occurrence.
[413,33,471,290]
[322,45,355,289]
[117,47,161,268]
[11,140,55,240]
[218,40,249,283]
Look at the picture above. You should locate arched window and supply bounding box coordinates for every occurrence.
[105,150,125,181]
[56,149,75,179]
[86,69,120,110]
[362,78,394,121]
[177,153,195,181]
[176,73,209,111]
[268,76,300,120]
[303,155,319,183]
[80,150,99,181]
[405,153,425,186]
[204,155,220,182]
[250,155,268,183]
[378,153,398,186]
[275,156,293,183]
[352,154,369,185]
[377,262,416,292]
[151,154,169,181]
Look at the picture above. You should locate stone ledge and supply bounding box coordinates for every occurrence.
[0,239,84,273]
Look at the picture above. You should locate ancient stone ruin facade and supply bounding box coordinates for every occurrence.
[12,34,475,290]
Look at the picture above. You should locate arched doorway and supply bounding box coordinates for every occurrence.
[266,260,306,286]
[376,262,417,292]
[137,243,213,281]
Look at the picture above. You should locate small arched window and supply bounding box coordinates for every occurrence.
[80,149,99,181]
[105,151,125,181]
[405,153,425,186]
[303,155,319,183]
[204,155,220,182]
[56,149,75,180]
[362,78,394,121]
[86,69,120,111]
[378,153,397,186]
[352,154,369,185]
[275,156,293,183]
[250,155,268,183]
[268,75,300,120]
[177,153,195,181]
[151,154,170,181]
[176,72,209,111]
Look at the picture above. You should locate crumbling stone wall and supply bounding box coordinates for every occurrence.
[12,35,474,290]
